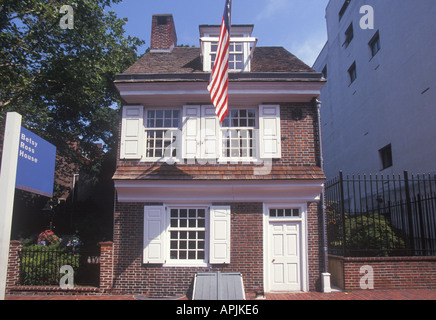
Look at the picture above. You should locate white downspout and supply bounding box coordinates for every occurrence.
[316,98,332,293]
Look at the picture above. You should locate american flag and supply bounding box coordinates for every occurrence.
[207,0,232,123]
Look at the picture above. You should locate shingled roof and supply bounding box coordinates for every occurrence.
[122,46,314,75]
[113,164,325,181]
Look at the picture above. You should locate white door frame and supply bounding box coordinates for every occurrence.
[263,203,309,292]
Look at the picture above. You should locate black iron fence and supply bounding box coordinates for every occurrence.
[325,171,436,257]
[19,245,100,286]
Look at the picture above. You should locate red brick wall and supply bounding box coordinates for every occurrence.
[307,202,323,291]
[330,255,436,290]
[278,103,320,167]
[150,15,177,51]
[6,240,23,291]
[112,201,324,297]
[116,103,321,170]
[99,241,114,293]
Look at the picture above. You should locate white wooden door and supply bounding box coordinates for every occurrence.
[269,222,301,291]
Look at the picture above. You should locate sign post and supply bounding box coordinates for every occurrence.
[0,112,56,299]
[0,112,22,300]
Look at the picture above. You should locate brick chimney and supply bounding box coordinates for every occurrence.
[150,14,177,52]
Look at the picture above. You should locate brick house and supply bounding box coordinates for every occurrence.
[111,14,326,297]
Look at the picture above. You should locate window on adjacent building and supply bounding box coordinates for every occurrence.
[145,109,180,159]
[369,31,381,57]
[339,0,351,21]
[348,62,357,84]
[221,109,257,159]
[322,65,328,79]
[379,144,393,170]
[344,23,354,48]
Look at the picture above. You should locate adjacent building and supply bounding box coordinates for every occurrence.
[314,0,436,179]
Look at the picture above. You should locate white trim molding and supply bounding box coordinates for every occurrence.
[114,179,324,203]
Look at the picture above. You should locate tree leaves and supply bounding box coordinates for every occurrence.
[1,0,143,182]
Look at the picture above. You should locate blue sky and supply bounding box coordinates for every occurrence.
[111,0,328,67]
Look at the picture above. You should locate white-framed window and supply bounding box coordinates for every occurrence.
[211,42,244,71]
[199,25,257,73]
[221,109,257,159]
[143,205,231,266]
[144,108,181,161]
[169,207,207,262]
[269,208,300,218]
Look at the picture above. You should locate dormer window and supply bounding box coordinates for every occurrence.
[200,25,257,73]
[211,42,244,71]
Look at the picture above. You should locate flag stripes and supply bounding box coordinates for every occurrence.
[207,0,231,123]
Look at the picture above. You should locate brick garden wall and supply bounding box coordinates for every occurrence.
[329,255,436,290]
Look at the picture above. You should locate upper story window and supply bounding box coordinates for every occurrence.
[211,42,244,71]
[221,109,257,159]
[348,61,357,84]
[200,25,257,73]
[120,104,282,162]
[145,109,180,159]
[339,0,351,21]
[344,23,354,48]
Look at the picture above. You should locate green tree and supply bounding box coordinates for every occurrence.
[0,0,143,178]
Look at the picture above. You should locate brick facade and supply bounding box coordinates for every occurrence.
[115,103,321,170]
[110,101,326,297]
[111,201,324,297]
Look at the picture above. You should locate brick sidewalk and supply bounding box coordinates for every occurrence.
[6,289,436,300]
[262,289,436,300]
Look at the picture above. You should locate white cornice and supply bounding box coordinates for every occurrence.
[114,179,324,203]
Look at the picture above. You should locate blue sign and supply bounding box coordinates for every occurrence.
[15,127,56,197]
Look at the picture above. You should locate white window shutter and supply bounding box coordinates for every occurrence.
[259,104,281,159]
[209,205,231,264]
[143,206,166,264]
[182,105,201,159]
[200,105,219,159]
[120,105,144,159]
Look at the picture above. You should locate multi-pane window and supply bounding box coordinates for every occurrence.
[211,42,244,71]
[145,109,180,159]
[221,109,256,158]
[169,208,206,261]
[269,208,300,218]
